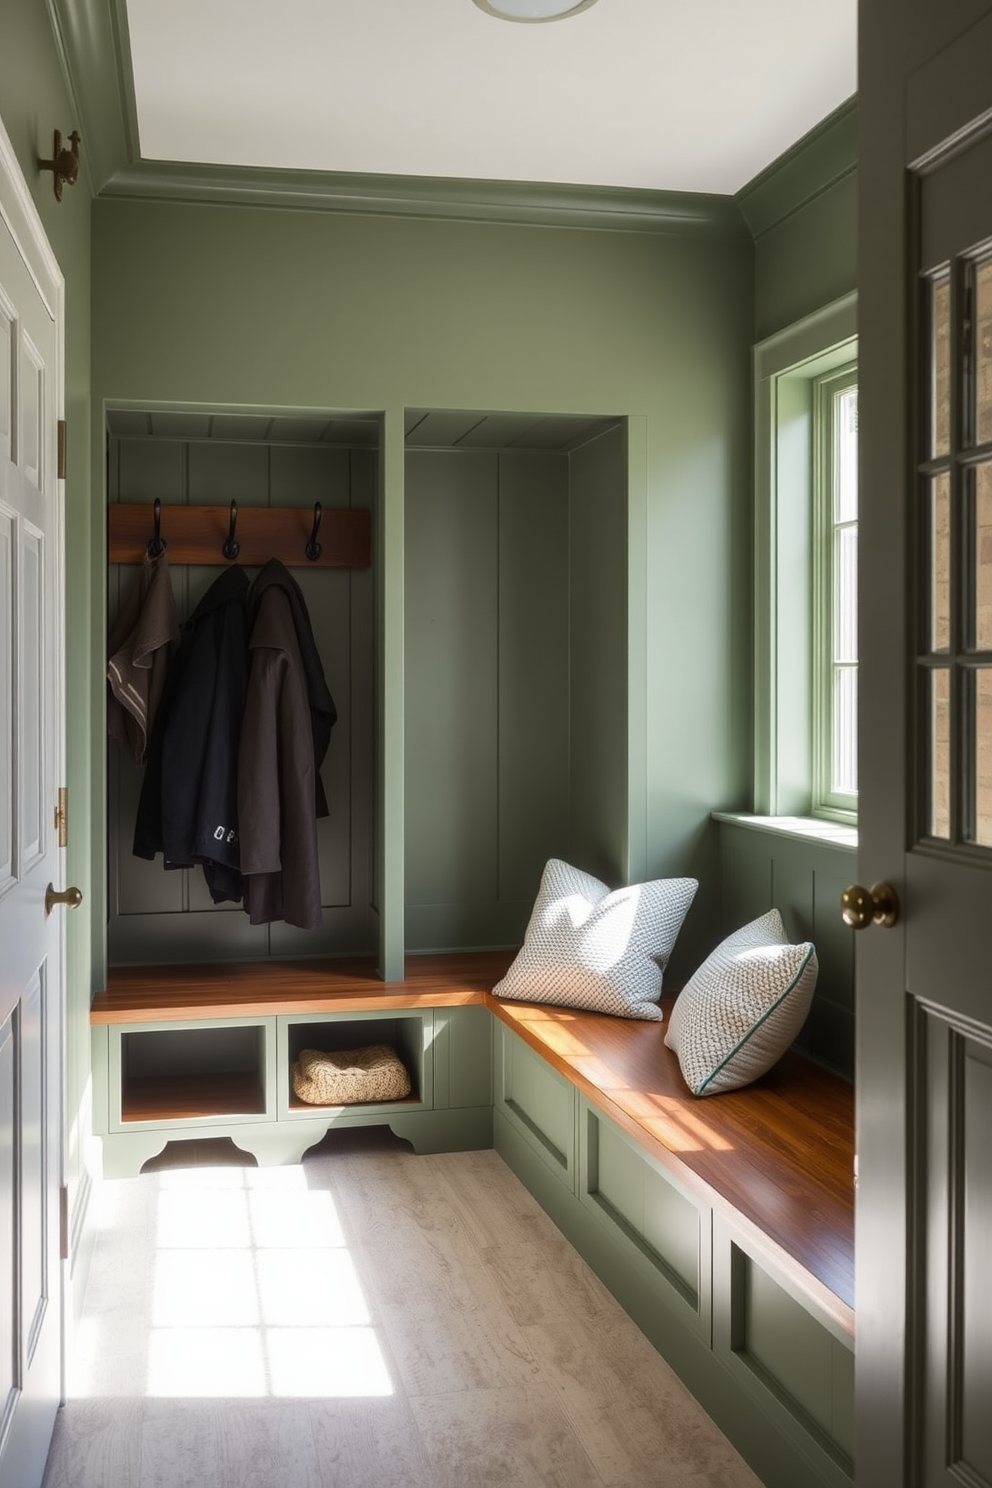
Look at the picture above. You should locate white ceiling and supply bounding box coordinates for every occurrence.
[124,0,857,198]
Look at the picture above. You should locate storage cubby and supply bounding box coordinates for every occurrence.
[113,1018,272,1128]
[281,1011,428,1114]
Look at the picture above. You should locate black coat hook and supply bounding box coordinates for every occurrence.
[306,502,322,561]
[147,497,166,558]
[223,500,240,561]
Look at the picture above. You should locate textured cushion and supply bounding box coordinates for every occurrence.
[291,1045,412,1106]
[664,909,817,1096]
[492,858,697,1021]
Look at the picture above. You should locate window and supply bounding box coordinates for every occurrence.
[753,294,858,827]
[814,366,858,815]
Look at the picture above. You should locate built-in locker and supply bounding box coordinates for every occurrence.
[403,410,628,952]
[105,408,380,966]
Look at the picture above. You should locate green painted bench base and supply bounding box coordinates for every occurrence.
[492,1023,854,1488]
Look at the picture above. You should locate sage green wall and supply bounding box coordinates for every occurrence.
[91,196,753,982]
[740,101,858,343]
[0,1,94,1280]
[755,172,857,342]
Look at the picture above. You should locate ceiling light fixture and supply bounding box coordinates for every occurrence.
[472,0,600,21]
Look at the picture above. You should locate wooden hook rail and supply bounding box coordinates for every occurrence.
[108,501,371,570]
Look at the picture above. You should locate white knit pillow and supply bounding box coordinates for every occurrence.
[665,909,817,1096]
[492,858,697,1021]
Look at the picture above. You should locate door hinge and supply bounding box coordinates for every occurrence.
[59,1185,69,1262]
[57,419,66,480]
[54,786,68,848]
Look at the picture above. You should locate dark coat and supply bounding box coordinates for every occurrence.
[133,566,249,903]
[238,561,337,929]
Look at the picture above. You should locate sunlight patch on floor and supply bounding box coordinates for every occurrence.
[80,1161,394,1400]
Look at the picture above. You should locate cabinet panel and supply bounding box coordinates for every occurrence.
[494,1024,575,1186]
[713,1215,854,1484]
[580,1102,710,1337]
[434,1004,492,1111]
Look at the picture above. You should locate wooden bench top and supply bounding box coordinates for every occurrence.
[91,951,516,1023]
[93,950,854,1326]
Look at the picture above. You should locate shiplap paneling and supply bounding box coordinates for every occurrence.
[106,424,377,964]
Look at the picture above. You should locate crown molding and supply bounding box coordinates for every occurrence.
[46,0,137,195]
[736,97,857,241]
[98,159,750,237]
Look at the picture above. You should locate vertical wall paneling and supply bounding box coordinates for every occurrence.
[496,450,569,903]
[106,419,378,966]
[404,424,627,954]
[404,450,500,946]
[716,819,856,1078]
[378,408,404,980]
[347,449,376,932]
[568,427,628,884]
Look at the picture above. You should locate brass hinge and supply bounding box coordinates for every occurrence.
[59,1185,69,1262]
[54,787,68,848]
[57,419,66,480]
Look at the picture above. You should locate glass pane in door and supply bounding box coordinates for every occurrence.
[931,471,951,651]
[931,274,951,458]
[976,259,992,447]
[973,462,992,650]
[930,666,951,839]
[970,668,992,846]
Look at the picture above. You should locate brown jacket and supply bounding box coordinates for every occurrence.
[238,568,332,929]
[107,550,179,761]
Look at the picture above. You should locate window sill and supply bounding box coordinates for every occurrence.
[711,811,857,851]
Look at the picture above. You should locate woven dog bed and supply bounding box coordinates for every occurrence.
[291,1044,412,1106]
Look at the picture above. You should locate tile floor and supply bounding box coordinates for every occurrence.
[41,1132,763,1488]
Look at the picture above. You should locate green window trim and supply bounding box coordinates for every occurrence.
[812,364,858,820]
[753,293,858,821]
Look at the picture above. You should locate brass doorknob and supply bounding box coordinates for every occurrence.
[840,881,898,930]
[45,883,83,916]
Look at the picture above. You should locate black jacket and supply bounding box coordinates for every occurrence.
[133,566,249,903]
[246,560,337,817]
[238,560,338,928]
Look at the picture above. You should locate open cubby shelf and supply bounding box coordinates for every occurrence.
[121,1071,266,1123]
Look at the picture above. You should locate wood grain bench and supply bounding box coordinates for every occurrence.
[90,949,854,1488]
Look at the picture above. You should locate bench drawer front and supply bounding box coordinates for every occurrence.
[713,1216,854,1486]
[579,1102,711,1339]
[494,1025,576,1188]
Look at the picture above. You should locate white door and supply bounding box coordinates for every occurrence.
[0,123,67,1488]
